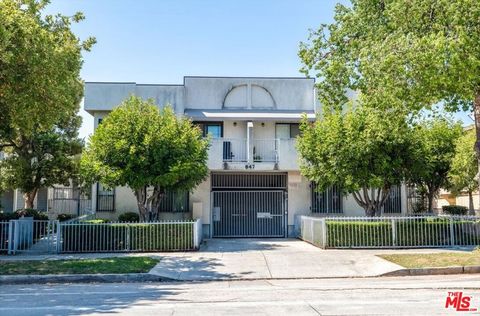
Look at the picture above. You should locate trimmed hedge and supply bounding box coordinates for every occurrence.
[15,209,48,220]
[0,209,48,221]
[326,221,392,247]
[61,222,194,252]
[57,214,75,222]
[442,205,468,215]
[326,218,480,248]
[118,212,140,222]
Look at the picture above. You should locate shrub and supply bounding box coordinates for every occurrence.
[326,221,393,247]
[0,212,17,221]
[442,205,468,215]
[118,212,140,222]
[15,209,48,220]
[57,214,75,222]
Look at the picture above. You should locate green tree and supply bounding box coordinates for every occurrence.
[299,0,480,189]
[408,118,463,213]
[449,129,478,214]
[297,106,414,216]
[0,0,95,207]
[0,115,84,208]
[81,96,209,222]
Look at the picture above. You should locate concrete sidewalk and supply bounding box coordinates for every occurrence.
[148,239,464,280]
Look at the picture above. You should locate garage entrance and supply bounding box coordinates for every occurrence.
[211,173,287,237]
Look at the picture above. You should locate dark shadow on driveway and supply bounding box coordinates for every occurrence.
[199,238,295,252]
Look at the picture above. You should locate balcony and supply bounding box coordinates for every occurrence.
[208,138,299,170]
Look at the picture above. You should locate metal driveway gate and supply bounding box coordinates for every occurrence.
[211,173,287,237]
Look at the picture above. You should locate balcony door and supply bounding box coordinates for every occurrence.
[275,123,300,139]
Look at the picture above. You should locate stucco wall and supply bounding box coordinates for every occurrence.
[85,83,184,113]
[84,77,315,114]
[223,121,247,139]
[287,172,311,222]
[189,175,211,224]
[184,77,314,111]
[252,121,276,139]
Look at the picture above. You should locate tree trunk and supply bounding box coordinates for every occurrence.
[427,190,435,214]
[133,187,148,222]
[468,191,475,215]
[149,186,166,222]
[365,205,376,217]
[473,91,480,216]
[23,188,38,209]
[351,187,391,217]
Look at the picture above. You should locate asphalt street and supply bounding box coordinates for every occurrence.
[1,275,479,315]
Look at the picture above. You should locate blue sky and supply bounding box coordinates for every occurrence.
[47,0,473,139]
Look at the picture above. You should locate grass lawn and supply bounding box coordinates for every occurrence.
[378,250,480,268]
[0,257,159,275]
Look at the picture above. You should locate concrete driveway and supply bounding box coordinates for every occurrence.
[149,238,405,281]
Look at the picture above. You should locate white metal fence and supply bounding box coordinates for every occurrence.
[0,221,9,252]
[4,219,59,254]
[1,218,202,254]
[60,219,201,253]
[298,215,480,249]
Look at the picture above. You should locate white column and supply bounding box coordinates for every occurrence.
[247,121,253,163]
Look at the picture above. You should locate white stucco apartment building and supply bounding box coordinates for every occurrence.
[84,76,408,237]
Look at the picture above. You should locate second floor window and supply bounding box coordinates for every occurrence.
[195,122,223,138]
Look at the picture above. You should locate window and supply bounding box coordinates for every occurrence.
[53,187,76,199]
[98,118,103,125]
[194,122,223,138]
[276,123,300,139]
[383,185,402,213]
[311,183,343,213]
[158,190,189,213]
[96,183,115,212]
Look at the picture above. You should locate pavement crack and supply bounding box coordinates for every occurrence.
[308,303,322,315]
[261,251,273,279]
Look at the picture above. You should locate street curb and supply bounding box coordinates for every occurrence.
[3,266,479,284]
[0,273,173,285]
[381,265,480,277]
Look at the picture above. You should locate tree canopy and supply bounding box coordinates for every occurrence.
[0,114,83,208]
[449,129,478,214]
[0,0,95,144]
[299,0,480,113]
[297,107,415,216]
[81,96,210,221]
[299,1,480,204]
[408,117,463,212]
[0,0,94,208]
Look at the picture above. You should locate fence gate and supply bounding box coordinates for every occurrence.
[211,173,288,238]
[8,219,59,254]
[212,190,286,237]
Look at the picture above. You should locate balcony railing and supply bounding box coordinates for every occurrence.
[252,139,278,162]
[211,138,248,162]
[208,138,299,169]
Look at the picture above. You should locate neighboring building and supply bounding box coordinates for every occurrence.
[0,188,48,213]
[0,152,49,212]
[84,76,409,237]
[435,188,479,213]
[0,185,91,218]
